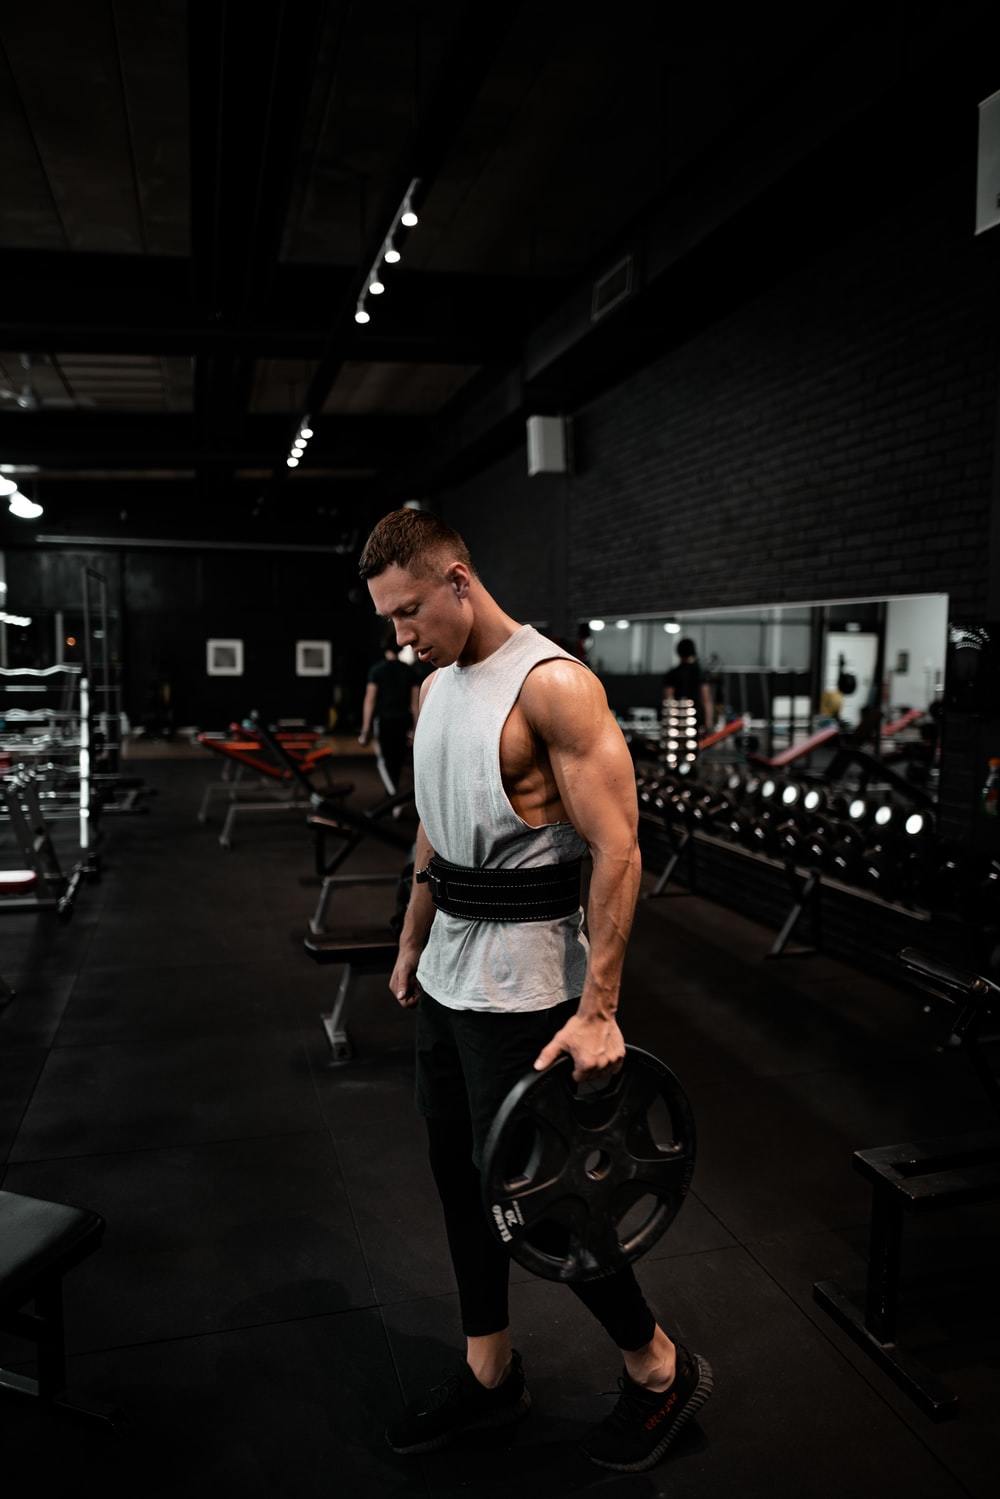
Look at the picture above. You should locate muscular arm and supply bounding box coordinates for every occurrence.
[522,661,641,1028]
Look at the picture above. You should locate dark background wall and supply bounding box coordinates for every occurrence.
[437,171,1000,626]
[438,453,571,633]
[567,186,997,623]
[3,544,381,730]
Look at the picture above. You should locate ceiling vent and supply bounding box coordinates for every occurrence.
[591,254,634,323]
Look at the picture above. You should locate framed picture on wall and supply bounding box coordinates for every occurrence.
[296,640,331,677]
[206,638,244,676]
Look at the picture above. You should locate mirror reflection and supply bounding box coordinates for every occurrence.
[586,594,947,799]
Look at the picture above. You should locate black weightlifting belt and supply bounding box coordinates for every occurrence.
[416,854,583,922]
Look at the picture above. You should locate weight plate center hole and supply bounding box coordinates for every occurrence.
[585,1148,612,1181]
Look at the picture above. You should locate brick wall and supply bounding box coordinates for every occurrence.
[435,452,569,630]
[567,183,999,622]
[438,172,1000,625]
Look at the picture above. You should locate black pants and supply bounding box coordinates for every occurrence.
[375,716,409,796]
[416,992,658,1350]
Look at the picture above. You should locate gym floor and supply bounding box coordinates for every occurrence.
[1,758,998,1498]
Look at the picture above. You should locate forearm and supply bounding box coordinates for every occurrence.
[361,686,377,735]
[578,840,642,1020]
[399,821,436,953]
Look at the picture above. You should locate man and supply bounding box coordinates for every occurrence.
[359,509,712,1473]
[662,637,713,731]
[358,637,419,798]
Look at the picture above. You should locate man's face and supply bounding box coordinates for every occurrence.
[368,561,471,669]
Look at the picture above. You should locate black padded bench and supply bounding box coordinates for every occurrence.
[814,948,1000,1419]
[304,933,398,1064]
[0,1190,121,1428]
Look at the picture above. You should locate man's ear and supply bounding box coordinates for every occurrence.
[447,563,471,600]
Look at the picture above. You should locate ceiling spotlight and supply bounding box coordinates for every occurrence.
[369,277,385,295]
[615,619,630,630]
[664,618,681,634]
[384,247,401,264]
[803,789,822,812]
[761,779,776,800]
[589,619,606,632]
[355,307,370,324]
[904,813,925,836]
[782,785,800,805]
[8,492,43,519]
[0,476,16,496]
[848,798,866,820]
[401,207,418,228]
[292,440,306,453]
[286,456,299,468]
[300,427,314,439]
[875,806,893,826]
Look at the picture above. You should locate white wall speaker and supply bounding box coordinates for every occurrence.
[526,414,567,476]
[976,88,1000,235]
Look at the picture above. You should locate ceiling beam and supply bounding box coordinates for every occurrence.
[0,411,420,468]
[187,0,331,500]
[271,5,537,498]
[0,252,554,362]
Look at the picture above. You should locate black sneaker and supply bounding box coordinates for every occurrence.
[582,1343,713,1472]
[386,1350,531,1455]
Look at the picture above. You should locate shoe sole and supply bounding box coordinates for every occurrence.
[584,1355,714,1474]
[386,1389,532,1455]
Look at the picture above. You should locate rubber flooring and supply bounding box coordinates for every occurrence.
[1,758,998,1498]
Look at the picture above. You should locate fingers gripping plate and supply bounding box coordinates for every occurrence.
[481,1046,696,1283]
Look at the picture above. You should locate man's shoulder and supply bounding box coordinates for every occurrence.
[519,655,602,724]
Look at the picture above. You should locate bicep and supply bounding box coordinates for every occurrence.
[529,669,637,851]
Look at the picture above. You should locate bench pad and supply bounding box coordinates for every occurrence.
[0,1191,104,1313]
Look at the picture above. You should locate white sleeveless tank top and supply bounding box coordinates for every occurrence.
[414,624,589,1012]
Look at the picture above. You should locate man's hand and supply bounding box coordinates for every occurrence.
[358,729,370,746]
[389,945,422,1008]
[533,1013,625,1083]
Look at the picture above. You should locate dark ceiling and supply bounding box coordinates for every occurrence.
[0,0,996,545]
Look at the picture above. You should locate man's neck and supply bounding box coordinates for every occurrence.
[458,587,523,666]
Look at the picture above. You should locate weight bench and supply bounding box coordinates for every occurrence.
[0,1190,121,1429]
[306,795,414,934]
[814,948,1000,1419]
[1,772,82,919]
[246,716,413,934]
[304,932,399,1063]
[195,731,353,848]
[748,724,840,770]
[698,716,748,751]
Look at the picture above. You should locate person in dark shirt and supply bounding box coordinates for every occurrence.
[359,638,419,795]
[662,638,713,729]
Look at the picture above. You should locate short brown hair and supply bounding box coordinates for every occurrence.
[358,508,476,581]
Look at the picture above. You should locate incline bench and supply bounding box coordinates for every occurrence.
[195,729,353,848]
[248,715,413,935]
[814,948,1000,1419]
[0,1190,121,1428]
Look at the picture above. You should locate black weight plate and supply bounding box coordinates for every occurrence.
[481,1045,696,1283]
